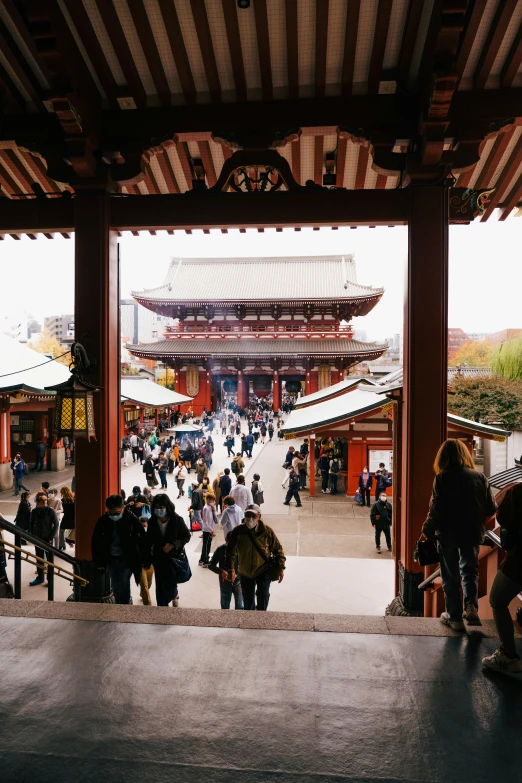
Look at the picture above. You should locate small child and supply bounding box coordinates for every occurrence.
[199,491,217,567]
[208,534,243,610]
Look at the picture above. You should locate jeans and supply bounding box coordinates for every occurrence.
[240,570,272,611]
[200,531,212,563]
[108,559,133,604]
[158,470,168,489]
[360,488,371,506]
[192,509,202,525]
[220,579,244,610]
[328,474,338,494]
[374,523,391,549]
[299,471,307,489]
[176,479,185,496]
[35,545,48,580]
[321,470,329,492]
[14,476,29,495]
[284,487,302,506]
[489,569,522,659]
[132,446,139,462]
[35,456,44,471]
[438,543,480,621]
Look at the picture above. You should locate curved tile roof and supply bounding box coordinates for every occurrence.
[127,338,386,358]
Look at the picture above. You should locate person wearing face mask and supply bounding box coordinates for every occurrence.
[358,466,373,507]
[29,492,59,586]
[223,504,285,611]
[370,492,393,554]
[91,494,148,604]
[125,485,151,520]
[144,493,191,607]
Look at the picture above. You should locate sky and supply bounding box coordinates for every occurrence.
[1,216,521,342]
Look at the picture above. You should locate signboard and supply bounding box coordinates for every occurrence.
[369,449,393,473]
[10,415,19,426]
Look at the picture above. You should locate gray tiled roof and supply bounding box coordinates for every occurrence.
[132,255,383,303]
[128,339,386,357]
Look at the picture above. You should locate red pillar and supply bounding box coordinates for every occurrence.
[237,371,245,409]
[205,365,212,411]
[396,186,448,615]
[309,433,316,497]
[74,195,120,561]
[0,401,11,464]
[273,371,280,412]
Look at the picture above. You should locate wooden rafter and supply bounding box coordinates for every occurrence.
[157,149,180,194]
[315,0,329,98]
[396,0,425,86]
[51,3,103,108]
[197,141,217,187]
[314,136,323,185]
[0,60,25,111]
[355,146,369,190]
[19,150,53,197]
[285,0,298,99]
[191,0,221,104]
[368,0,393,94]
[342,0,361,96]
[0,17,45,111]
[158,0,196,104]
[474,129,515,189]
[143,166,160,195]
[0,154,24,196]
[474,0,518,89]
[31,155,62,196]
[221,0,247,102]
[335,136,347,188]
[94,0,146,107]
[1,0,53,84]
[2,149,34,193]
[291,138,301,185]
[176,142,195,190]
[253,0,273,101]
[126,0,171,106]
[501,19,522,87]
[375,174,387,189]
[481,133,522,220]
[65,0,120,110]
[456,0,487,79]
[499,168,522,220]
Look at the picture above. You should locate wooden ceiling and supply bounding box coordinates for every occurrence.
[0,0,521,222]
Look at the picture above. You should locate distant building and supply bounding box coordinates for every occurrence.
[44,314,75,346]
[448,328,469,359]
[120,299,175,346]
[486,328,522,344]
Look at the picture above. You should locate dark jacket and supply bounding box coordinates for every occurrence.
[145,512,191,569]
[358,472,373,490]
[60,500,75,530]
[35,441,46,458]
[208,543,240,585]
[284,450,295,467]
[191,487,205,511]
[30,506,59,541]
[300,443,309,457]
[219,474,232,498]
[11,458,26,478]
[143,458,156,479]
[497,483,522,583]
[15,499,31,532]
[125,493,151,520]
[318,455,330,472]
[370,500,392,527]
[246,433,254,447]
[251,480,264,505]
[225,520,286,579]
[422,467,496,547]
[91,508,148,583]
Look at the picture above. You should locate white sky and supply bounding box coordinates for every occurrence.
[1,216,521,341]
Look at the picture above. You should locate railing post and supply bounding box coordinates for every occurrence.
[47,550,54,601]
[14,531,21,599]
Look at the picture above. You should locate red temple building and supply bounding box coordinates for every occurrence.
[128,255,386,414]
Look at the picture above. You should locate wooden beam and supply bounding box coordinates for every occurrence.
[355,146,369,190]
[315,0,329,98]
[0,60,25,111]
[500,20,522,87]
[1,0,53,83]
[94,0,147,107]
[368,0,393,94]
[191,0,221,104]
[474,0,518,90]
[396,0,425,86]
[474,129,514,189]
[341,0,361,96]
[31,155,61,195]
[0,17,45,110]
[291,138,301,185]
[176,142,195,190]
[197,141,217,187]
[20,150,53,197]
[253,0,273,101]
[2,149,34,193]
[127,0,171,106]
[0,154,24,195]
[158,0,196,104]
[456,0,487,78]
[157,149,180,194]
[65,0,120,110]
[314,136,323,185]
[499,169,522,220]
[481,133,522,220]
[221,0,247,102]
[0,199,74,232]
[143,166,161,195]
[285,0,298,99]
[375,174,387,189]
[51,3,103,109]
[335,136,347,188]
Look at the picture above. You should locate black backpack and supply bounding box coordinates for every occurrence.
[330,459,340,474]
[289,471,300,488]
[231,459,240,474]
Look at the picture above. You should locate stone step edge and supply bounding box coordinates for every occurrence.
[0,599,507,639]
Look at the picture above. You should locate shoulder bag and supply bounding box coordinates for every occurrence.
[245,528,280,582]
[415,538,440,566]
[168,548,192,584]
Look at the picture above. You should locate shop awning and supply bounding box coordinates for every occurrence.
[0,334,70,396]
[167,424,203,433]
[120,377,192,407]
[294,377,364,408]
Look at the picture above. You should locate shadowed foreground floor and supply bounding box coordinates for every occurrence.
[1,609,521,783]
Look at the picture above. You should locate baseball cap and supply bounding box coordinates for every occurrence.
[245,504,261,516]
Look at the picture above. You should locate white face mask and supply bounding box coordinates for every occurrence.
[244,516,257,529]
[109,513,122,521]
[156,508,167,518]
[380,496,387,503]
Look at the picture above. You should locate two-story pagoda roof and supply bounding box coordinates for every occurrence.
[132,255,383,309]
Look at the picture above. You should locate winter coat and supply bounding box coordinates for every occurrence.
[11,459,26,478]
[358,472,373,490]
[126,493,151,520]
[144,512,191,569]
[60,500,75,530]
[190,488,205,511]
[15,499,31,532]
[219,474,232,499]
[30,506,59,541]
[224,520,286,579]
[370,500,393,527]
[91,508,148,583]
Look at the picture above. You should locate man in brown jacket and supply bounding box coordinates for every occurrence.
[223,504,285,611]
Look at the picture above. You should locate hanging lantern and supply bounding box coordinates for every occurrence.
[223,379,237,393]
[285,380,302,394]
[45,340,99,441]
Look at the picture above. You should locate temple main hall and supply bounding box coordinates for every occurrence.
[129,254,386,413]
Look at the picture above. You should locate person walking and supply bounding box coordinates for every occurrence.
[173,461,188,498]
[29,493,59,586]
[122,434,131,467]
[225,433,235,457]
[130,431,139,463]
[212,471,223,510]
[268,420,274,441]
[246,431,254,458]
[34,439,46,471]
[482,483,522,673]
[231,453,245,477]
[47,488,63,549]
[143,493,191,607]
[251,473,264,506]
[59,486,75,551]
[260,422,267,444]
[231,474,253,512]
[223,504,285,611]
[125,486,151,520]
[195,457,208,485]
[370,492,392,553]
[157,452,169,490]
[328,455,341,495]
[143,455,159,490]
[91,494,148,605]
[199,491,217,567]
[358,467,373,506]
[220,495,244,539]
[284,468,302,507]
[208,534,244,610]
[189,481,205,528]
[14,491,32,545]
[318,452,330,495]
[218,469,232,512]
[11,454,29,497]
[422,439,496,631]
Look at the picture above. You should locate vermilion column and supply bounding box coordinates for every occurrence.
[394,186,448,615]
[309,433,316,497]
[237,371,245,409]
[74,195,120,560]
[0,401,12,491]
[273,371,280,412]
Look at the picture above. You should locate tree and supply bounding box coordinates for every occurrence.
[121,363,140,376]
[449,340,494,367]
[29,329,70,366]
[157,367,175,390]
[491,335,522,380]
[449,376,522,431]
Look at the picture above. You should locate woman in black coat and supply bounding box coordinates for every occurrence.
[145,493,191,607]
[143,457,159,489]
[14,491,31,545]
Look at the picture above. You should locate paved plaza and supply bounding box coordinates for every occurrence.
[0,421,394,614]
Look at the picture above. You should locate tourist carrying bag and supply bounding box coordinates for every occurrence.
[415,538,440,566]
[168,548,192,584]
[354,489,362,505]
[245,528,280,582]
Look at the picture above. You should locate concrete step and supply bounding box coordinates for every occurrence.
[0,598,507,639]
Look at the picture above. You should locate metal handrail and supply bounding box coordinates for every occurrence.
[418,529,504,592]
[0,518,85,601]
[1,540,88,586]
